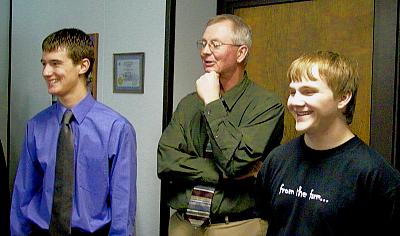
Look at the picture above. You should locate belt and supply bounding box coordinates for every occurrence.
[30,223,111,236]
[181,209,256,225]
[209,210,256,224]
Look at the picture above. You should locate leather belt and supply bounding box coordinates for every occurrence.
[209,210,256,224]
[181,209,256,225]
[30,223,111,236]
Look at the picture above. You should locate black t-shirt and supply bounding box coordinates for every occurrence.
[256,135,400,236]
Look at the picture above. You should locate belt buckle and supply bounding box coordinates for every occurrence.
[209,215,230,225]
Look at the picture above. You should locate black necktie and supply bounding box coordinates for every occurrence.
[50,110,74,235]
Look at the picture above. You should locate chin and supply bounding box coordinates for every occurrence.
[48,89,61,97]
[295,123,310,133]
[203,67,213,73]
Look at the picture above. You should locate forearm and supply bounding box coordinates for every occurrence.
[109,125,137,235]
[157,142,220,184]
[10,147,39,235]
[10,187,31,236]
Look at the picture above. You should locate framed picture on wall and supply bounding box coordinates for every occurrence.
[113,52,145,94]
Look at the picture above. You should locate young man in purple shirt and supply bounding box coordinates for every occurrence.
[11,28,137,236]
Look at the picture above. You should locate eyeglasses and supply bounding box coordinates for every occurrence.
[196,40,241,51]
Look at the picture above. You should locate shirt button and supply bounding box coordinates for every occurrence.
[207,110,211,115]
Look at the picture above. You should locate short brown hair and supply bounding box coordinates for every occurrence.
[205,14,252,63]
[42,28,94,78]
[206,14,252,49]
[287,51,359,124]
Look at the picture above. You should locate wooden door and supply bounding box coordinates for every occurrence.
[221,0,373,144]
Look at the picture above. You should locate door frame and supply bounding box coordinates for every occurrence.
[216,0,400,165]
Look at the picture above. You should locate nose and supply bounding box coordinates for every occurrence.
[287,92,305,107]
[42,64,52,77]
[200,43,212,55]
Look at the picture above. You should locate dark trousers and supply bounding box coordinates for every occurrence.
[30,223,111,236]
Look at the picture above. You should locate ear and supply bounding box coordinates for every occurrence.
[78,58,90,76]
[337,92,352,110]
[236,45,248,64]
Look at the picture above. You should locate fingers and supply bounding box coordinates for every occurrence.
[196,72,221,105]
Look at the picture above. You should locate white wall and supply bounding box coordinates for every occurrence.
[102,2,165,235]
[173,0,217,109]
[10,0,165,235]
[0,0,9,157]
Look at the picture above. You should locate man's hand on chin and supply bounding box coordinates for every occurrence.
[196,71,220,105]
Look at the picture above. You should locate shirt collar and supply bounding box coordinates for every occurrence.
[56,93,95,125]
[220,71,250,110]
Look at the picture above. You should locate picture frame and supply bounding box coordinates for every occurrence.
[113,52,145,93]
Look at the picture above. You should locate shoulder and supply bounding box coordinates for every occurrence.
[90,101,135,131]
[347,138,391,168]
[28,104,57,126]
[248,80,280,99]
[259,137,302,181]
[246,81,283,109]
[261,137,302,173]
[172,92,202,117]
[267,137,302,160]
[176,92,200,107]
[345,137,400,185]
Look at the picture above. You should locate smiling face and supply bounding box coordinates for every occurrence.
[287,68,342,135]
[41,47,86,101]
[200,21,240,75]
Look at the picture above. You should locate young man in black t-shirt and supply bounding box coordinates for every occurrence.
[256,51,400,236]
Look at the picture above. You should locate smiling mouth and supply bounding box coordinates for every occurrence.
[296,111,312,116]
[47,79,60,86]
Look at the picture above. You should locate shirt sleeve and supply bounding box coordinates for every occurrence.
[157,101,221,185]
[108,122,137,236]
[374,164,400,235]
[255,159,272,220]
[10,123,42,236]
[385,187,400,234]
[204,97,284,178]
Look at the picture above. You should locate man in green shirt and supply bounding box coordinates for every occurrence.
[157,14,284,236]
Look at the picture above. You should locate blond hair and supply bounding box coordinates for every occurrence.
[287,51,359,124]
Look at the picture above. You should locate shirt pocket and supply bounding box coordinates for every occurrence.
[76,147,109,196]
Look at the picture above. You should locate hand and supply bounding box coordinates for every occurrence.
[196,71,220,105]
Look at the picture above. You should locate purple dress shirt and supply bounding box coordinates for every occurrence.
[11,94,137,236]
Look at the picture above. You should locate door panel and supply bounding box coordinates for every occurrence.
[234,0,373,144]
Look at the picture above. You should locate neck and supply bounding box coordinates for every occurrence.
[59,81,88,109]
[219,67,245,93]
[304,119,355,150]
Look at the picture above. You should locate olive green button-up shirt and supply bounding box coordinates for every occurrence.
[158,74,284,215]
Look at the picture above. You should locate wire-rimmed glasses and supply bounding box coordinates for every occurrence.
[196,40,241,51]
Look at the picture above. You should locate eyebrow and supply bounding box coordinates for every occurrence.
[202,37,221,42]
[41,59,63,64]
[288,84,319,91]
